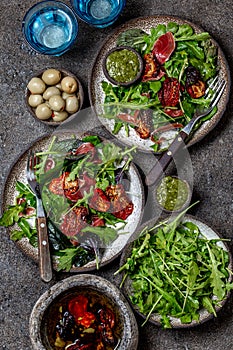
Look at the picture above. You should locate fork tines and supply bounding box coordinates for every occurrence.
[205,76,226,108]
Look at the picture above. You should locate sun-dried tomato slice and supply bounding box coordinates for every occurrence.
[186,80,206,98]
[48,174,64,196]
[60,207,88,236]
[142,53,165,81]
[105,184,134,220]
[89,188,110,212]
[158,77,181,107]
[91,215,105,227]
[152,31,175,65]
[63,172,81,202]
[164,108,184,117]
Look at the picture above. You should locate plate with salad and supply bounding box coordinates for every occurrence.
[89,16,230,152]
[0,133,144,272]
[116,211,233,328]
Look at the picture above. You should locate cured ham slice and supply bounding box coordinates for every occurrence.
[152,32,175,65]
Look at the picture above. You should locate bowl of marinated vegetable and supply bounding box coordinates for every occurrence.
[103,46,144,86]
[25,68,84,125]
[116,208,233,328]
[29,274,139,350]
[155,176,192,213]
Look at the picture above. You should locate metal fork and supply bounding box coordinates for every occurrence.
[26,150,53,282]
[146,76,226,186]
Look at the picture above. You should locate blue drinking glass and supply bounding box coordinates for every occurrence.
[22,1,79,56]
[70,0,126,28]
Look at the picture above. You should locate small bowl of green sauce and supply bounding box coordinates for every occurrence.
[155,176,191,213]
[103,46,143,86]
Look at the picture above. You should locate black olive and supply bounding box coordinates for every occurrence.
[185,66,201,86]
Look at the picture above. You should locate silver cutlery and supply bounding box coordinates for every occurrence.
[26,150,53,282]
[146,76,226,186]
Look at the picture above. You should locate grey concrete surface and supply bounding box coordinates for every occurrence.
[0,0,233,349]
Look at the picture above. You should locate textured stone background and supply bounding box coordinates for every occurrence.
[0,0,233,349]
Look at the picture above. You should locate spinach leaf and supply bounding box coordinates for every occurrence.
[116,29,148,53]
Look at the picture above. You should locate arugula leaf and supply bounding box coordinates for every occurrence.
[56,246,94,272]
[206,241,226,300]
[0,204,25,226]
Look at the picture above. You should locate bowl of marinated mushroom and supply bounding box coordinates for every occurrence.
[25,68,84,125]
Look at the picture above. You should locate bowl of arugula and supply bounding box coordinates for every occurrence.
[0,132,144,273]
[116,208,233,328]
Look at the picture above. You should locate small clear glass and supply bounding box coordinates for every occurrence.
[70,0,126,28]
[22,1,79,56]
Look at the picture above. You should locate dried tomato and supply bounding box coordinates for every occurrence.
[98,307,115,329]
[106,184,134,220]
[142,53,165,81]
[60,207,88,236]
[63,172,81,202]
[113,202,134,220]
[158,77,181,107]
[186,80,206,98]
[91,215,105,227]
[98,307,115,345]
[185,66,206,98]
[48,174,64,196]
[164,108,184,117]
[89,188,110,212]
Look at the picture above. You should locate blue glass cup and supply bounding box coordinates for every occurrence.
[70,0,126,28]
[22,1,79,56]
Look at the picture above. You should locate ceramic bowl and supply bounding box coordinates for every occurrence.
[29,274,139,349]
[119,214,233,328]
[103,46,143,86]
[155,175,192,213]
[25,68,84,126]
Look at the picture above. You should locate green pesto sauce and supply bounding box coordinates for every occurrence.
[106,49,140,83]
[156,176,189,211]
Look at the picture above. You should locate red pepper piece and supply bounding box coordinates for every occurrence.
[68,295,88,320]
[68,295,96,328]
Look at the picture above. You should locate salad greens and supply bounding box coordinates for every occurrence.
[0,135,136,271]
[101,22,218,152]
[116,209,233,328]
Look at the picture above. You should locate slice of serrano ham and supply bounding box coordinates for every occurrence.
[152,32,175,65]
